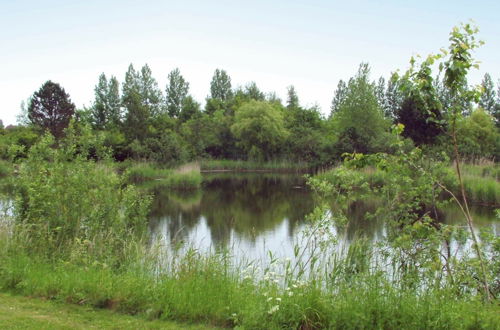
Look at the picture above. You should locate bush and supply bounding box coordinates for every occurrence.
[12,134,150,262]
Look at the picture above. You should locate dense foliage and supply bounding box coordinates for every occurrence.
[2,51,499,166]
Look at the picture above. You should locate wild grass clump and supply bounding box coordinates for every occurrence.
[200,159,310,173]
[461,161,499,180]
[462,175,500,205]
[456,162,500,206]
[124,162,201,190]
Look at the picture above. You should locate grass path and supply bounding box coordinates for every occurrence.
[0,293,214,329]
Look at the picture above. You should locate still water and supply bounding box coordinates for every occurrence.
[147,173,499,261]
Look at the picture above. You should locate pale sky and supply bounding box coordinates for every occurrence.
[1,0,499,126]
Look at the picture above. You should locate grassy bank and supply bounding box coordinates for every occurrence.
[200,159,311,173]
[124,162,202,189]
[461,162,500,205]
[0,293,213,329]
[1,249,499,329]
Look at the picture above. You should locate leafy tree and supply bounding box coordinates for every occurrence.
[204,97,226,116]
[0,125,39,160]
[165,68,189,117]
[107,76,121,125]
[396,95,443,146]
[91,74,121,129]
[385,75,403,120]
[375,77,387,114]
[331,64,390,154]
[181,110,238,158]
[396,59,446,146]
[266,91,282,105]
[139,64,163,117]
[237,82,265,101]
[144,130,189,164]
[120,64,163,143]
[210,69,233,101]
[400,23,491,299]
[179,95,201,122]
[285,105,331,163]
[330,79,347,118]
[231,100,288,160]
[479,73,496,114]
[28,81,75,138]
[456,108,499,159]
[286,85,299,110]
[122,65,149,142]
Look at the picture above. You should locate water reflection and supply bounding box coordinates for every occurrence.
[149,174,314,253]
[147,173,498,260]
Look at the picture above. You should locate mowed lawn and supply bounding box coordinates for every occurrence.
[0,293,215,329]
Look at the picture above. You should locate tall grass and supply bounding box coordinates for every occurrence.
[200,159,310,173]
[124,162,202,190]
[1,242,498,329]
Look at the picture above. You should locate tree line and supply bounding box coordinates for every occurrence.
[2,63,499,165]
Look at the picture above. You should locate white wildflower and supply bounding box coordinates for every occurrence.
[268,305,279,314]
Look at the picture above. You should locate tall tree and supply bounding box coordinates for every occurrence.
[28,81,75,138]
[91,74,121,129]
[385,75,402,121]
[122,64,148,141]
[139,64,163,117]
[91,73,108,129]
[107,76,121,126]
[478,73,497,116]
[375,77,386,110]
[165,68,189,118]
[331,63,390,154]
[243,82,265,101]
[286,85,299,110]
[330,79,347,118]
[210,69,233,101]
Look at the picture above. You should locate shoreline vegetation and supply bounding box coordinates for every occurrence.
[200,159,312,173]
[314,161,500,207]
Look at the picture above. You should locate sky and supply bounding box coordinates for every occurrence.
[1,0,499,126]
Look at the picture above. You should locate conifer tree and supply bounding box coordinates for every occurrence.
[28,80,75,138]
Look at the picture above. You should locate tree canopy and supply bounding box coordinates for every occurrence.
[28,80,75,138]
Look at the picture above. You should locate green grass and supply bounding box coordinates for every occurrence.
[1,250,499,329]
[0,293,214,329]
[124,162,202,189]
[200,159,310,173]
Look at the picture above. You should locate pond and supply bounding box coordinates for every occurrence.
[147,173,499,262]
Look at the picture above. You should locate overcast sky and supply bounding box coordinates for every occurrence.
[1,0,499,126]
